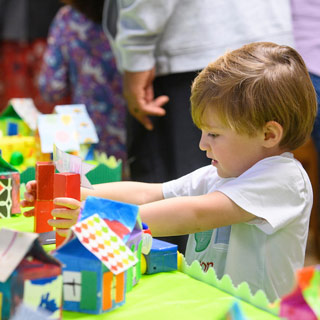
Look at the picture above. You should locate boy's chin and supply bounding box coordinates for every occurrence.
[216,169,235,179]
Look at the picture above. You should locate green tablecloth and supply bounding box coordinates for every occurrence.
[1,215,279,320]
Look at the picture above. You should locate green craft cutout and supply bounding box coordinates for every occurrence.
[303,270,320,316]
[80,271,97,310]
[180,255,277,315]
[102,226,109,233]
[194,230,213,252]
[110,236,118,242]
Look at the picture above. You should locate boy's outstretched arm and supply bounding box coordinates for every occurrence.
[48,182,164,234]
[81,181,164,204]
[140,191,256,237]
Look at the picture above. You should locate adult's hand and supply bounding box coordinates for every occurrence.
[123,68,169,130]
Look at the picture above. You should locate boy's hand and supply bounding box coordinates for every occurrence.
[21,180,37,217]
[48,197,81,237]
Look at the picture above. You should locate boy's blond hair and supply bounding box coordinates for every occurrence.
[191,42,317,150]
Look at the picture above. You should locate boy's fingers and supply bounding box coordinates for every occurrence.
[26,180,37,192]
[21,199,34,208]
[23,193,35,203]
[48,218,76,229]
[51,208,79,219]
[56,228,70,237]
[53,197,80,210]
[23,209,35,217]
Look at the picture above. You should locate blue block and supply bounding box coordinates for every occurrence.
[145,238,177,274]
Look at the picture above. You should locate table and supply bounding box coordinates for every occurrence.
[1,215,279,319]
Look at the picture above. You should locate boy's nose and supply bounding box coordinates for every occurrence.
[199,132,207,151]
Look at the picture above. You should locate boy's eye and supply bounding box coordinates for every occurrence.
[208,133,219,138]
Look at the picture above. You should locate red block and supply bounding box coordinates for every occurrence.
[36,162,55,201]
[34,200,54,233]
[54,173,81,247]
[54,172,81,199]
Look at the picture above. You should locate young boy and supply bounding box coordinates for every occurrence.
[22,42,317,301]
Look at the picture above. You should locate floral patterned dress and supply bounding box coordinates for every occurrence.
[38,5,127,162]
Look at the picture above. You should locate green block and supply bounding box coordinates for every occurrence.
[80,271,97,310]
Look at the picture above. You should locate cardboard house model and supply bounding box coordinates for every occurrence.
[0,98,40,136]
[53,196,141,314]
[279,265,320,319]
[0,229,62,320]
[0,155,20,217]
[37,104,99,154]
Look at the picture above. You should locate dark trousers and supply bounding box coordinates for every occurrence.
[126,71,210,254]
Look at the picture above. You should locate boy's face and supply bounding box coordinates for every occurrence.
[199,108,266,178]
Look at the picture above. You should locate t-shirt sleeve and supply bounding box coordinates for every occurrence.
[216,156,312,234]
[163,165,218,198]
[115,0,180,72]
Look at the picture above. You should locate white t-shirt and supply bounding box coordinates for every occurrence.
[162,153,312,301]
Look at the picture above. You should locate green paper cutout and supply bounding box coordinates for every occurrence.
[136,240,142,283]
[126,267,133,292]
[86,163,122,185]
[80,271,97,310]
[180,256,277,315]
[111,236,118,242]
[102,226,109,233]
[303,269,320,316]
[194,230,213,252]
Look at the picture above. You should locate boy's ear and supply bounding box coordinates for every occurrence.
[262,121,283,148]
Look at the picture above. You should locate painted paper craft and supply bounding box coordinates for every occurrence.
[53,145,94,189]
[0,229,62,320]
[6,98,40,131]
[37,114,79,153]
[10,303,50,320]
[71,214,138,275]
[0,155,20,216]
[0,229,38,282]
[55,104,99,144]
[0,178,12,217]
[80,196,139,242]
[280,265,320,319]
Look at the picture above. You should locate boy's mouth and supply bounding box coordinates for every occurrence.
[211,159,218,166]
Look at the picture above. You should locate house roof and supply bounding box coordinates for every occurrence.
[0,229,60,282]
[56,212,138,275]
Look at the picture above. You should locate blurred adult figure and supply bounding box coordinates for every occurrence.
[39,0,127,164]
[103,0,294,253]
[291,0,320,154]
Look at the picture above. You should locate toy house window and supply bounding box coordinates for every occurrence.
[63,271,81,302]
[63,271,99,311]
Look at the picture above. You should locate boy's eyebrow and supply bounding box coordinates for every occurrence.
[202,123,223,131]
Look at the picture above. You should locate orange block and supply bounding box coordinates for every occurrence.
[34,200,54,233]
[36,162,55,201]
